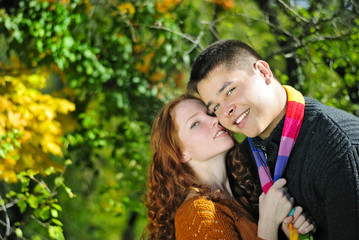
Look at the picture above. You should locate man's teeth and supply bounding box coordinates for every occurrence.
[235,109,250,124]
[216,130,225,138]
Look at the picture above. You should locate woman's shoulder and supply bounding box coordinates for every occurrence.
[176,196,216,217]
[175,196,235,224]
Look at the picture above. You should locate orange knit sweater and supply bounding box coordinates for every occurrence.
[175,196,264,240]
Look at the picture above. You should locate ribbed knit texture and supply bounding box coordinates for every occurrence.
[250,97,359,240]
[175,197,263,240]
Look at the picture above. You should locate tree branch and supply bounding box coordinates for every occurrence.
[266,33,350,60]
[0,195,11,238]
[150,22,205,51]
[278,0,310,24]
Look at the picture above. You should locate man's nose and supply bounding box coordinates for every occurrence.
[223,104,235,117]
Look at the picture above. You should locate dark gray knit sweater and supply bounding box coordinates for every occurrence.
[249,97,359,240]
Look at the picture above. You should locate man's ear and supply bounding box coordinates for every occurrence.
[254,60,273,85]
[181,153,191,163]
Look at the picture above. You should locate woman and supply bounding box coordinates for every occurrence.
[143,94,314,240]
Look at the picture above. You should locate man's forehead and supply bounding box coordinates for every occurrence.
[197,79,217,106]
[198,78,233,107]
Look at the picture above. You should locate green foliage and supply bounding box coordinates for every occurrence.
[1,162,73,239]
[0,129,22,160]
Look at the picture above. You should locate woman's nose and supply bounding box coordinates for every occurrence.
[210,116,218,127]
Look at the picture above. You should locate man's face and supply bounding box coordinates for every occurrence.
[197,63,281,139]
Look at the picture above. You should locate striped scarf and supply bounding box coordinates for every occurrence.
[248,85,313,240]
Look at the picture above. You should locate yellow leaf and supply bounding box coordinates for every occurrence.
[43,140,63,156]
[156,0,182,13]
[213,0,235,9]
[118,3,135,15]
[8,111,26,128]
[27,74,46,89]
[150,70,166,83]
[55,99,76,113]
[0,56,74,182]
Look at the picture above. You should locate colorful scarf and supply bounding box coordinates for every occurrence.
[248,85,313,240]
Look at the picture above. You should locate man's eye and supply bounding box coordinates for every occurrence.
[227,88,235,96]
[213,104,219,112]
[190,122,199,129]
[207,111,216,117]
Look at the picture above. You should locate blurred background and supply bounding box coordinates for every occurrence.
[0,0,358,239]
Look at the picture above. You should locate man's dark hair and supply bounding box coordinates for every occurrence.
[188,39,264,93]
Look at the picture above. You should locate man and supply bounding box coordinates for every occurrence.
[187,39,359,239]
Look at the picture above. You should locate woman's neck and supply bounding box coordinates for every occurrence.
[189,154,233,198]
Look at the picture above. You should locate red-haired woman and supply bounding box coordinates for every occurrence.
[143,94,314,240]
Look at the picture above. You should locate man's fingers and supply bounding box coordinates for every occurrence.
[297,221,310,233]
[300,217,316,234]
[272,178,287,189]
[281,186,288,194]
[283,216,293,225]
[292,206,303,222]
[293,214,307,229]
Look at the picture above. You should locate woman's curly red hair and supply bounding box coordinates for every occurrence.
[142,94,261,239]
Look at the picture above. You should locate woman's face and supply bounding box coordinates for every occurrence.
[173,99,234,162]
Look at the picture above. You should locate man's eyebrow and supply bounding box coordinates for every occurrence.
[205,81,233,110]
[218,81,233,95]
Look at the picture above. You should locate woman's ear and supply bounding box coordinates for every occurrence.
[181,153,191,163]
[254,60,273,85]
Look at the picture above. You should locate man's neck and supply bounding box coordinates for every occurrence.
[259,84,287,139]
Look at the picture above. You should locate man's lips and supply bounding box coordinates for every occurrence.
[234,109,250,125]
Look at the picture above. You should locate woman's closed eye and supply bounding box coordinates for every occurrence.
[190,121,199,129]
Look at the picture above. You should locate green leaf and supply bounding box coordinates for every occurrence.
[48,226,65,240]
[51,208,58,218]
[12,139,21,148]
[5,191,17,198]
[45,166,55,175]
[63,35,74,48]
[63,186,75,198]
[27,194,39,209]
[15,228,23,238]
[38,205,50,221]
[51,203,62,212]
[18,175,30,190]
[17,199,27,213]
[51,218,63,226]
[54,176,64,186]
[0,149,6,159]
[64,159,72,165]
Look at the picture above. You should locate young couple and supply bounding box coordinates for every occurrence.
[143,40,359,240]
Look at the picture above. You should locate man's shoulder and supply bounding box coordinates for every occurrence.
[304,97,359,143]
[304,97,358,121]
